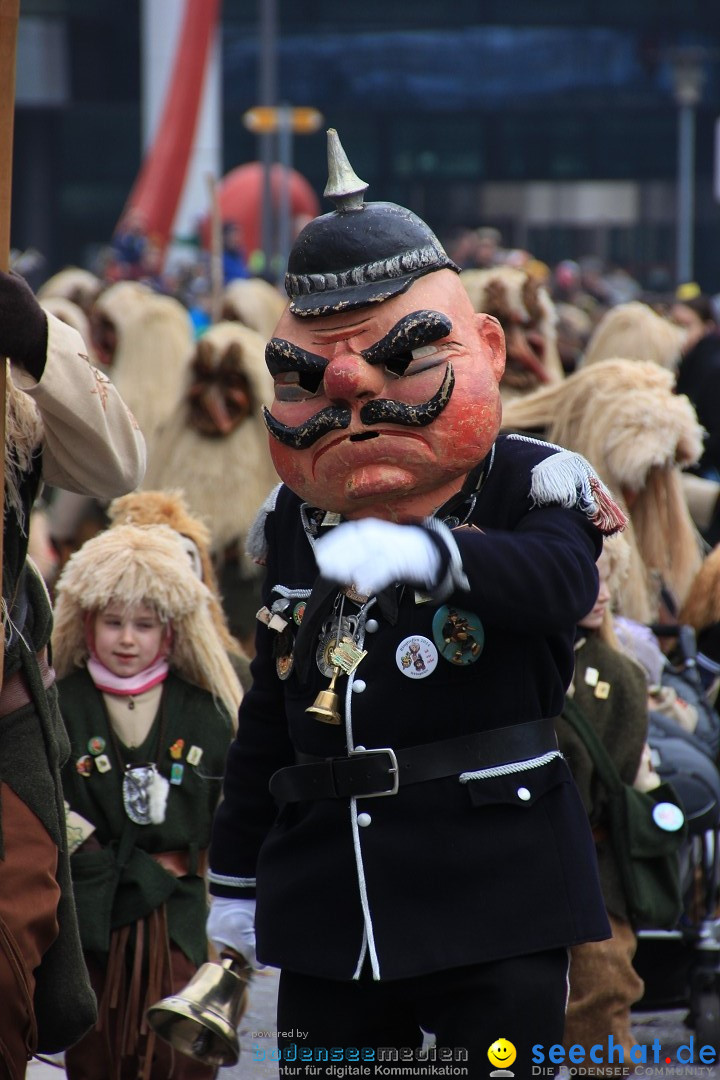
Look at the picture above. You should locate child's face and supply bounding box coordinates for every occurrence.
[93,601,166,678]
[578,551,612,631]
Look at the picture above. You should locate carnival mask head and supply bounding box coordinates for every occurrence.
[263,130,506,522]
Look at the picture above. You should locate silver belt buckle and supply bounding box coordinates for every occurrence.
[349,746,399,797]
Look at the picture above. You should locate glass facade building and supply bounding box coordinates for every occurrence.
[13,1,720,290]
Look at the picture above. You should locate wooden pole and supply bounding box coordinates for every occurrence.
[0,0,19,689]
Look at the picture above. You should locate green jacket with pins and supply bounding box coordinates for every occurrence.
[59,668,232,966]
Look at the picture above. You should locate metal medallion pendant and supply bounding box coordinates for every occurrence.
[276,652,295,681]
[432,605,484,665]
[123,763,159,825]
[316,615,359,678]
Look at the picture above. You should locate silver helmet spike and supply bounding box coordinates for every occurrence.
[323,128,368,212]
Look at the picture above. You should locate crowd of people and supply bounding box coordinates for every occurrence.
[5,131,720,1078]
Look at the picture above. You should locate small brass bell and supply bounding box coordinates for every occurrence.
[146,954,252,1066]
[306,667,342,725]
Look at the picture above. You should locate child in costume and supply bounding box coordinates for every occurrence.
[52,524,242,1080]
[107,488,253,692]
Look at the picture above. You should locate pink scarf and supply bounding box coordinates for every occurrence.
[87,655,170,696]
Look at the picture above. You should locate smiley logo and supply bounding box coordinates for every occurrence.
[488,1038,517,1074]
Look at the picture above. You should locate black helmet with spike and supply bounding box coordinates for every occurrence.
[285,129,458,318]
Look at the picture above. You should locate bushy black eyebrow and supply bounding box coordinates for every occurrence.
[265,338,329,376]
[361,311,453,366]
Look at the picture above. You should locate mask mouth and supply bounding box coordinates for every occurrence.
[349,431,379,442]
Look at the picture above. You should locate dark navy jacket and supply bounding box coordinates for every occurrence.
[209,434,611,980]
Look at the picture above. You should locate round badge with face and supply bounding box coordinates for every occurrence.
[432,605,484,665]
[395,635,438,679]
[264,271,505,522]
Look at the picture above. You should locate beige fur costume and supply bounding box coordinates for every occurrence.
[582,301,686,371]
[502,360,705,623]
[142,320,279,561]
[221,277,287,342]
[37,267,103,315]
[109,294,194,462]
[52,523,242,725]
[108,489,245,664]
[460,264,564,397]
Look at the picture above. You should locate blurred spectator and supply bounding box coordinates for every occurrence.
[672,293,720,482]
[449,225,503,270]
[111,208,149,280]
[222,221,250,283]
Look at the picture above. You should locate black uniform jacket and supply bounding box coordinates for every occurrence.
[209,434,611,981]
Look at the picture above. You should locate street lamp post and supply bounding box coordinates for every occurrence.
[670,48,706,287]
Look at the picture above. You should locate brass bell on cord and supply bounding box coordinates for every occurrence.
[146,954,253,1067]
[305,666,342,725]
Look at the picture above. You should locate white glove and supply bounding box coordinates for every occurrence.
[207,896,262,968]
[314,518,441,596]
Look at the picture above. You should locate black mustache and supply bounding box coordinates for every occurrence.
[263,405,351,449]
[263,363,454,449]
[359,363,454,427]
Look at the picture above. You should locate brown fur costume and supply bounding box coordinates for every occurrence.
[108,489,244,663]
[502,360,705,622]
[582,301,686,371]
[460,265,563,397]
[52,523,242,724]
[679,545,720,637]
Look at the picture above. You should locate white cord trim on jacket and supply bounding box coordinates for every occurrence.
[207,870,257,889]
[506,432,564,452]
[458,750,563,783]
[272,585,312,600]
[344,600,381,980]
[349,798,381,980]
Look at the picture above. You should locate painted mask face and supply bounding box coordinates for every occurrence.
[187,340,254,438]
[265,269,505,520]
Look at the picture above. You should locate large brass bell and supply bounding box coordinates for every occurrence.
[305,666,342,725]
[146,955,252,1066]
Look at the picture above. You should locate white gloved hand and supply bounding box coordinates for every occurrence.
[207,896,262,968]
[314,518,441,596]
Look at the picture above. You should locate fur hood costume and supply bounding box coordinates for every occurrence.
[52,523,242,724]
[37,266,102,315]
[108,489,245,665]
[221,277,287,342]
[583,301,686,371]
[502,359,705,622]
[108,294,194,462]
[142,321,280,559]
[460,264,564,397]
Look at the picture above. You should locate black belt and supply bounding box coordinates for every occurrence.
[269,718,558,803]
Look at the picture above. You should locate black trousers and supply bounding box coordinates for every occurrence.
[275,947,569,1079]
